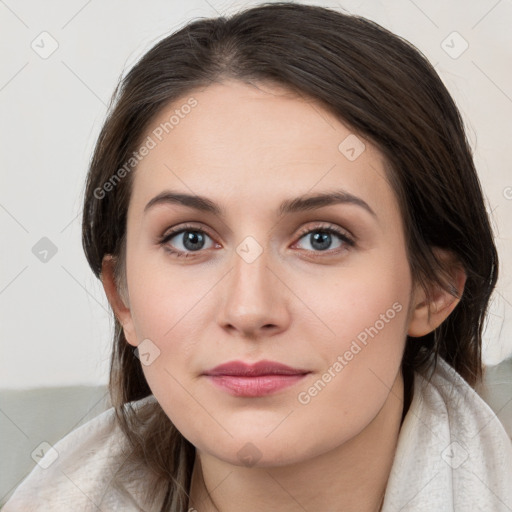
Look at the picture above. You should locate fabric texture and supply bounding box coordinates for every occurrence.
[3,356,512,511]
[381,357,512,511]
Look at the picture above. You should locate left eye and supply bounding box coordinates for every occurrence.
[294,227,352,252]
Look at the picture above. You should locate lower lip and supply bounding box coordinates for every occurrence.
[205,374,308,397]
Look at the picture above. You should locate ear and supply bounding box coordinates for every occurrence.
[407,248,467,337]
[100,254,138,347]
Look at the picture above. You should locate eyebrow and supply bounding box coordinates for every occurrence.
[144,189,377,218]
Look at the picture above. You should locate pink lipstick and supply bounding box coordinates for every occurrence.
[203,360,310,397]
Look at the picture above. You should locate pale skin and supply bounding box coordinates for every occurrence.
[101,80,466,511]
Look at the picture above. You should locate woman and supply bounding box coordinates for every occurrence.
[4,2,512,511]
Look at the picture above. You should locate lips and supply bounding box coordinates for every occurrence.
[203,360,311,397]
[203,359,310,377]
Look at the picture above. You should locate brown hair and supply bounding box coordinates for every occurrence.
[81,2,498,510]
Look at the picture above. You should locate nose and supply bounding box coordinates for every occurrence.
[217,244,291,339]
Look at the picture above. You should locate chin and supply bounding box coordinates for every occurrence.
[195,431,328,469]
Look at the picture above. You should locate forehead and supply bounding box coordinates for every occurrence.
[128,80,399,225]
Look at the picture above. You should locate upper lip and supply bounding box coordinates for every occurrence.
[203,360,310,377]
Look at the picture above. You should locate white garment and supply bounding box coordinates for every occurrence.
[3,357,512,511]
[381,357,512,511]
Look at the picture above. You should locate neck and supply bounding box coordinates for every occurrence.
[188,370,405,512]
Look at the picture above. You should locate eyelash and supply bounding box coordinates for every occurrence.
[157,222,355,259]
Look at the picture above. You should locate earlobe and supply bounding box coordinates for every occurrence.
[407,249,467,338]
[100,255,138,347]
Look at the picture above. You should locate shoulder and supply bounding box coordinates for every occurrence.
[382,356,512,511]
[476,357,512,440]
[422,356,512,445]
[418,357,512,477]
[2,395,160,512]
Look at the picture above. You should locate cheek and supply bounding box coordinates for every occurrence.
[298,251,410,352]
[293,253,410,404]
[292,281,408,448]
[126,248,210,340]
[124,252,214,393]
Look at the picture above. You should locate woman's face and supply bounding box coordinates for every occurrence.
[120,79,416,466]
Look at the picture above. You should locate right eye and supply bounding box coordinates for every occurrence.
[159,225,218,258]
